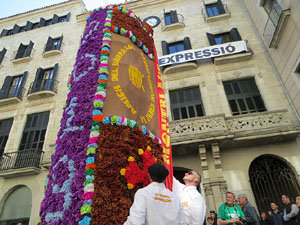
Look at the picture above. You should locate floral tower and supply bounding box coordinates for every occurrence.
[37,5,172,225]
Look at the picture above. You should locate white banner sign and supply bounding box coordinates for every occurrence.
[158,40,248,66]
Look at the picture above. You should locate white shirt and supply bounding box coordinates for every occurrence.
[124,182,187,225]
[173,177,206,225]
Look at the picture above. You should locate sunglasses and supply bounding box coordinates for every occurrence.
[187,171,194,175]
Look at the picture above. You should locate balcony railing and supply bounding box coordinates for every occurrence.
[161,14,184,31]
[0,149,43,171]
[169,110,300,145]
[0,85,25,100]
[27,79,58,95]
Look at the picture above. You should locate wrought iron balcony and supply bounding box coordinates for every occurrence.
[0,85,25,105]
[27,79,58,100]
[161,14,184,32]
[0,149,43,178]
[169,110,300,146]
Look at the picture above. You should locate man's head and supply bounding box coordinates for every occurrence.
[282,194,291,204]
[270,202,278,211]
[183,170,201,186]
[261,212,267,220]
[225,192,236,206]
[207,217,213,225]
[148,163,169,183]
[296,195,300,207]
[237,194,248,207]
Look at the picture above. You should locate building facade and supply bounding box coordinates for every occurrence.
[0,0,86,224]
[124,0,300,215]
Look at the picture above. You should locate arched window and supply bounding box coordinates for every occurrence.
[0,185,32,225]
[249,155,300,213]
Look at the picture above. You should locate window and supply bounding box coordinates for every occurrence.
[164,10,179,25]
[32,23,39,29]
[0,47,7,65]
[0,72,27,99]
[15,41,34,59]
[59,15,68,22]
[19,111,49,152]
[295,63,300,75]
[0,118,13,159]
[263,0,282,26]
[223,78,266,116]
[205,0,226,17]
[170,87,205,120]
[161,37,192,55]
[206,28,241,45]
[30,64,58,93]
[45,36,63,52]
[45,19,52,26]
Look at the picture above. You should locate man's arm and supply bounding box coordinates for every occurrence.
[283,204,299,221]
[244,205,259,223]
[218,218,242,225]
[123,190,147,225]
[173,176,185,195]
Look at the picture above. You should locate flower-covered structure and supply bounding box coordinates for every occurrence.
[37,5,172,225]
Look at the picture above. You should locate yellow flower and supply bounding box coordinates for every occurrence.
[147,146,151,151]
[138,148,144,155]
[128,156,135,162]
[120,168,126,176]
[128,183,134,189]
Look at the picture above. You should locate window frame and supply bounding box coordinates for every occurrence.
[223,78,267,116]
[169,87,205,121]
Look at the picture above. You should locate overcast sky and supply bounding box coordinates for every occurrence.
[0,0,126,19]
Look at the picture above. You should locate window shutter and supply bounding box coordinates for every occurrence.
[52,14,59,24]
[0,29,8,37]
[206,32,217,46]
[20,71,28,88]
[170,10,178,23]
[12,24,20,34]
[39,18,46,27]
[59,35,64,50]
[161,41,169,55]
[16,43,26,59]
[0,48,7,64]
[34,68,44,83]
[25,21,33,31]
[52,63,59,80]
[24,41,34,57]
[1,76,13,91]
[183,37,192,50]
[66,12,71,22]
[230,28,242,41]
[45,37,54,52]
[216,0,226,14]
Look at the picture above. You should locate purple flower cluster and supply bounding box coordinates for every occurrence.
[38,9,108,225]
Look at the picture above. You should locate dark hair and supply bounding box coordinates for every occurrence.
[148,163,169,183]
[226,192,236,198]
[282,194,291,200]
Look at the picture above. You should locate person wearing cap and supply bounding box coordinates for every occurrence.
[124,163,187,225]
[173,170,206,225]
[210,210,218,225]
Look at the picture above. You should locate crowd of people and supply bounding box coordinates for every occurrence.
[125,163,300,225]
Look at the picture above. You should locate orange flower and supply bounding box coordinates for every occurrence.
[93,114,104,122]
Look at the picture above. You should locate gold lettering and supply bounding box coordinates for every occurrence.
[162,133,170,147]
[111,68,119,81]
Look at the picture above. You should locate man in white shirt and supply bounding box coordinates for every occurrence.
[173,170,206,225]
[124,163,187,225]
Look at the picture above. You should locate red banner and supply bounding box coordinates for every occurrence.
[154,44,173,190]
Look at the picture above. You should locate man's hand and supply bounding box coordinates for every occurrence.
[230,218,242,224]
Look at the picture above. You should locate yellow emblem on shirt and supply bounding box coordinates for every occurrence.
[182,202,188,208]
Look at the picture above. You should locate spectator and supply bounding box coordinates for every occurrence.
[238,194,260,225]
[210,210,218,225]
[207,217,214,225]
[217,192,245,225]
[124,163,187,225]
[268,202,284,225]
[282,194,299,225]
[173,170,206,225]
[295,195,300,225]
[260,212,272,225]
